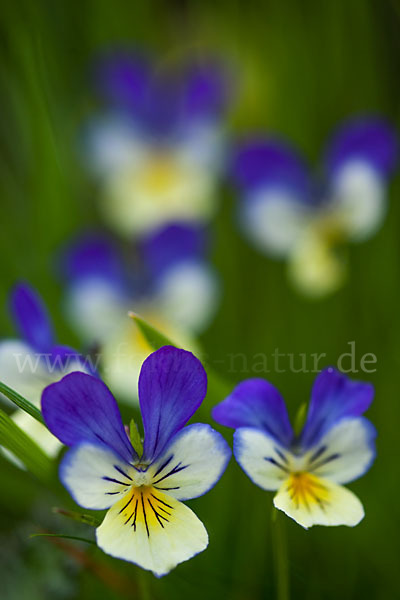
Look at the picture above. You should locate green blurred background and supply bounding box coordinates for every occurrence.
[1,0,400,598]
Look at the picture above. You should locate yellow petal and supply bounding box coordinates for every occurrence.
[273,472,364,529]
[96,487,208,576]
[288,228,346,298]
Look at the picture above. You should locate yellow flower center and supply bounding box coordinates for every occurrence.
[287,472,331,510]
[313,212,346,244]
[139,155,182,195]
[117,485,174,534]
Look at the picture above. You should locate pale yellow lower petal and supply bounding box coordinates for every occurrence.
[288,227,346,298]
[96,487,208,576]
[100,157,216,237]
[273,472,364,529]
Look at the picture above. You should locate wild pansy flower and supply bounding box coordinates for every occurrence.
[213,368,376,528]
[61,226,219,400]
[85,51,230,237]
[0,283,92,459]
[233,117,397,297]
[41,346,231,576]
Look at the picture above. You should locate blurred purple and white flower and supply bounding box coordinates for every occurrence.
[0,283,93,460]
[213,368,376,528]
[233,117,397,297]
[62,226,219,400]
[42,346,231,576]
[85,52,230,237]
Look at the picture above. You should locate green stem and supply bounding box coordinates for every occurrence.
[272,509,290,600]
[138,570,152,600]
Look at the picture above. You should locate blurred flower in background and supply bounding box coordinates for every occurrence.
[84,50,231,238]
[233,117,397,298]
[0,284,92,461]
[61,225,220,402]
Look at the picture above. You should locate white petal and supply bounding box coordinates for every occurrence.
[234,428,291,491]
[305,418,376,484]
[288,227,346,298]
[242,189,312,257]
[155,262,220,333]
[96,488,208,576]
[14,409,60,455]
[65,278,128,345]
[0,340,91,408]
[274,474,364,529]
[331,160,386,241]
[1,409,61,469]
[0,340,53,407]
[176,121,225,172]
[60,443,135,510]
[148,424,231,501]
[85,116,146,176]
[0,341,90,467]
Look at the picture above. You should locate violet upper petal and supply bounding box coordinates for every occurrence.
[232,138,311,199]
[140,223,207,282]
[182,62,230,120]
[300,367,374,449]
[95,50,151,116]
[41,372,135,463]
[212,378,294,447]
[60,231,125,288]
[325,116,397,179]
[10,283,54,353]
[139,346,207,462]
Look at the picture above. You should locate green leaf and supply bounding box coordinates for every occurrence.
[30,533,96,545]
[0,407,54,483]
[53,507,102,527]
[129,313,232,404]
[129,418,143,457]
[294,402,308,436]
[0,381,44,424]
[129,312,175,350]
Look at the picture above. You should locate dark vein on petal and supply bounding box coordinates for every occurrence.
[132,499,138,531]
[103,476,132,486]
[264,457,289,473]
[152,462,188,485]
[114,465,132,481]
[141,492,150,537]
[153,455,174,478]
[274,447,289,464]
[148,498,167,527]
[119,494,134,515]
[310,454,341,471]
[309,445,327,464]
[150,493,173,510]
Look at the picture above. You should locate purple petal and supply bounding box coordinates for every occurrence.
[325,116,397,178]
[300,367,374,449]
[139,346,207,461]
[140,224,208,282]
[60,231,125,288]
[48,345,98,377]
[182,62,230,120]
[212,378,294,447]
[96,51,179,135]
[41,372,135,463]
[10,283,54,352]
[95,50,151,116]
[232,138,311,199]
